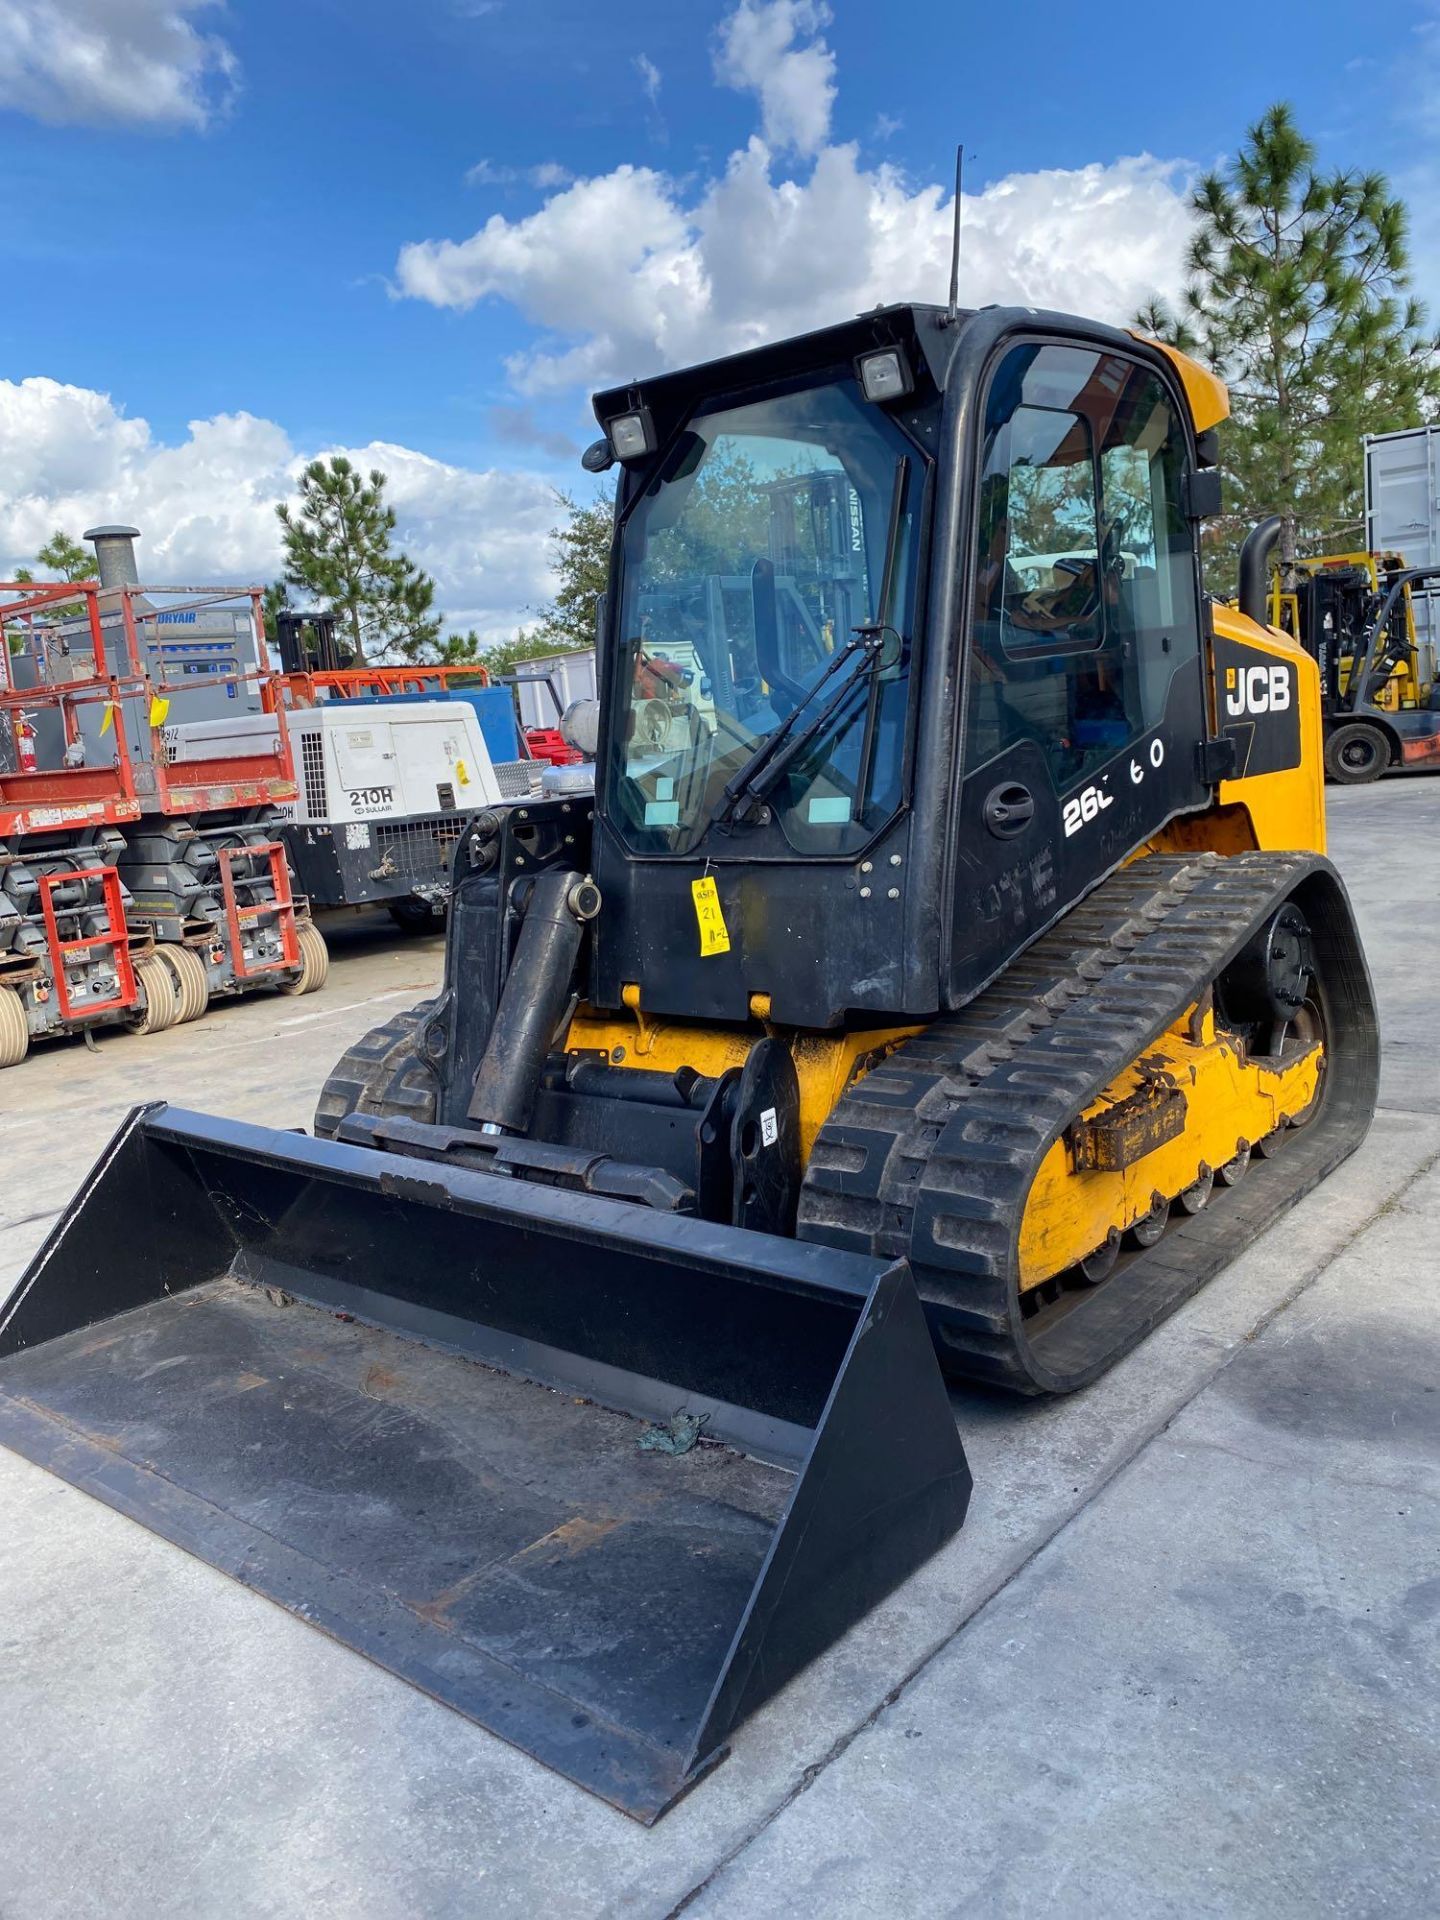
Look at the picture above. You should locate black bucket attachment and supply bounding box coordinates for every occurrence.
[0,1104,971,1823]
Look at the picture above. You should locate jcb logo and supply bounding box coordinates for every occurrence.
[1225,663,1292,718]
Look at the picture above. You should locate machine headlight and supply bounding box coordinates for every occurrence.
[857,348,914,403]
[608,408,657,460]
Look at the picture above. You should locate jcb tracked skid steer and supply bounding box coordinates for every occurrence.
[0,304,1378,1821]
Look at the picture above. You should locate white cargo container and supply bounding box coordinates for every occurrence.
[513,650,598,729]
[1365,425,1440,653]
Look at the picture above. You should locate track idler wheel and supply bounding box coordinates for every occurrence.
[1216,1144,1251,1186]
[1078,1229,1120,1284]
[1218,903,1313,1054]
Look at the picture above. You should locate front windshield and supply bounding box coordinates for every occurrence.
[605,370,925,856]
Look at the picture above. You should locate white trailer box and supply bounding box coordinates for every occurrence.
[285,702,503,824]
[514,650,599,729]
[283,701,511,918]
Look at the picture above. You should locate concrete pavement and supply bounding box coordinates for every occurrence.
[0,791,1436,1918]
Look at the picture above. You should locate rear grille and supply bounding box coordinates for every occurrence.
[373,815,467,882]
[494,759,544,799]
[300,732,328,819]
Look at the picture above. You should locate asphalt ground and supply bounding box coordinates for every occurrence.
[0,785,1435,1919]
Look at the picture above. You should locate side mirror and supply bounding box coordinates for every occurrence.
[581,439,615,474]
[1182,468,1223,521]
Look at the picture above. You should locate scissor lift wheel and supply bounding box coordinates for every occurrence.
[0,987,28,1068]
[155,945,210,1024]
[277,921,330,997]
[126,952,183,1036]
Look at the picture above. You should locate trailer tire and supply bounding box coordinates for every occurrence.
[126,951,182,1035]
[277,921,330,997]
[1324,721,1389,785]
[314,1001,438,1138]
[155,945,210,1024]
[0,986,29,1067]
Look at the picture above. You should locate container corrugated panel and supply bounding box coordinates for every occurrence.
[1365,426,1440,652]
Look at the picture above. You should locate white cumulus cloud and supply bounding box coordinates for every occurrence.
[714,0,836,157]
[396,142,1195,396]
[0,0,239,130]
[0,378,559,641]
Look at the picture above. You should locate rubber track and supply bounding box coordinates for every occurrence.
[797,851,1379,1395]
[313,1000,439,1139]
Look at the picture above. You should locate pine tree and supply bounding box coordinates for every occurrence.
[11,529,101,648]
[1136,104,1440,582]
[31,530,100,587]
[260,580,291,646]
[276,457,442,666]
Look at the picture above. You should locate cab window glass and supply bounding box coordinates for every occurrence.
[968,344,1199,791]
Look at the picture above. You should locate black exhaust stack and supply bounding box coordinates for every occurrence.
[1239,515,1283,626]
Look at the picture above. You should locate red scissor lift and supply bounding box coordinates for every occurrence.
[0,582,147,1063]
[0,577,327,1069]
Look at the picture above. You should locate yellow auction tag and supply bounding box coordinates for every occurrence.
[99,702,115,735]
[456,759,470,786]
[690,875,731,957]
[148,695,170,728]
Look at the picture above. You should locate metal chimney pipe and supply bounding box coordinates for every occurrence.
[83,525,142,590]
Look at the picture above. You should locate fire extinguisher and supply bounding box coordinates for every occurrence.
[15,710,38,773]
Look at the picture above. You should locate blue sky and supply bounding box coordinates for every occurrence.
[2,0,1437,635]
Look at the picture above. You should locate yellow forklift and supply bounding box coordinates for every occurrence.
[1270,551,1440,782]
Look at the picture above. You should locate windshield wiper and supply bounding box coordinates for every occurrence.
[714,458,909,828]
[715,628,884,825]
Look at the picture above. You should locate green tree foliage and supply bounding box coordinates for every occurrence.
[260,580,291,646]
[9,528,102,651]
[475,630,579,676]
[29,530,100,588]
[529,486,615,652]
[276,457,442,666]
[1136,104,1440,580]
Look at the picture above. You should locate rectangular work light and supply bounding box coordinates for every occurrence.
[857,347,913,403]
[607,407,657,461]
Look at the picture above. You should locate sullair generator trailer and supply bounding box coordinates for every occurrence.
[272,700,516,926]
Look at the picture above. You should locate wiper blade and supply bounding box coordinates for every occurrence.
[717,630,884,824]
[716,627,873,824]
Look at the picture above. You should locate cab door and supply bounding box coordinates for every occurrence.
[949,341,1211,1002]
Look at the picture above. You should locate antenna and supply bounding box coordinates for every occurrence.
[943,145,964,326]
